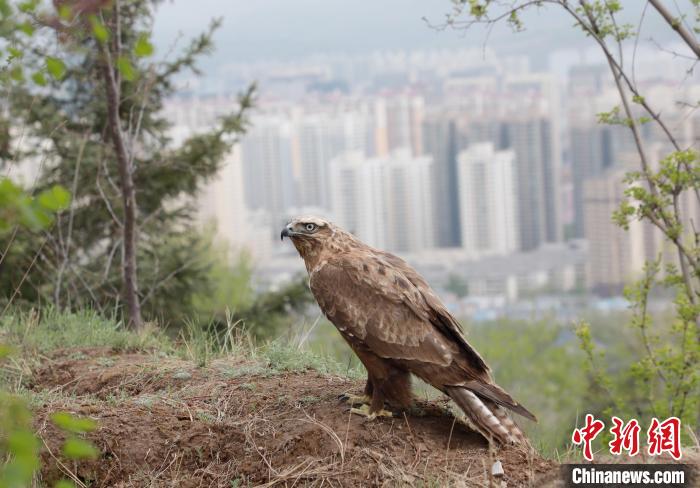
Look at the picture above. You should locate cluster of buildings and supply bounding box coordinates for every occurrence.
[165,47,700,311]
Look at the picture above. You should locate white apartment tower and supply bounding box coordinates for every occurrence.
[330,150,435,253]
[239,117,296,235]
[294,110,372,211]
[458,143,519,258]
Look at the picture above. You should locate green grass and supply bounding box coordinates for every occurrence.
[258,338,365,379]
[0,307,365,386]
[0,307,172,354]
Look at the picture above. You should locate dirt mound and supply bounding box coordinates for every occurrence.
[30,349,556,487]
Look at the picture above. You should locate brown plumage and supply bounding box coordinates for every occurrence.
[282,216,536,446]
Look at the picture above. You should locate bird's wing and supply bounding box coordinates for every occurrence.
[310,255,458,368]
[375,250,536,421]
[376,250,490,373]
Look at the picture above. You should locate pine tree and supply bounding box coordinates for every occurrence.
[2,0,253,327]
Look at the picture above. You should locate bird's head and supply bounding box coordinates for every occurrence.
[281,216,337,260]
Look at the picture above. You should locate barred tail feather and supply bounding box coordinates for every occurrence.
[491,403,532,448]
[446,386,530,447]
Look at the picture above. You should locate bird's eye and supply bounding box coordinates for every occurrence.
[305,223,316,232]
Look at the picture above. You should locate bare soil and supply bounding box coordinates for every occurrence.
[30,348,558,487]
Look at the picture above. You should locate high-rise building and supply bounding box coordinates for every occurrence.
[196,147,273,262]
[375,95,425,157]
[583,166,661,294]
[567,72,636,239]
[295,114,345,210]
[423,116,462,247]
[570,122,633,238]
[293,109,374,211]
[499,117,562,250]
[239,117,297,237]
[330,149,435,253]
[457,143,519,258]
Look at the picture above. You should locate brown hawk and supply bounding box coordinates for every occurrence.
[282,216,536,445]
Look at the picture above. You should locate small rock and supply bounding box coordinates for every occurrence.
[492,460,506,487]
[172,371,192,380]
[492,460,504,478]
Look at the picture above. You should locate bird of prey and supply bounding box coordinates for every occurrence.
[281,216,536,446]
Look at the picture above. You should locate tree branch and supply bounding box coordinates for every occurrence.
[648,0,700,59]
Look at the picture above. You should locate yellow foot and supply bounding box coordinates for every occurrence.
[349,403,395,420]
[338,393,371,406]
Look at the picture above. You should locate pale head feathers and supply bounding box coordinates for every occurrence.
[282,216,357,268]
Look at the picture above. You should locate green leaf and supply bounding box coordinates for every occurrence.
[31,71,47,86]
[0,0,12,18]
[10,65,24,82]
[57,4,72,20]
[0,177,22,198]
[20,202,51,229]
[46,57,66,80]
[116,56,135,81]
[62,438,99,460]
[18,21,35,36]
[18,1,38,13]
[89,15,109,43]
[56,480,76,488]
[51,412,97,433]
[37,185,70,211]
[8,46,23,59]
[134,34,154,57]
[7,430,39,457]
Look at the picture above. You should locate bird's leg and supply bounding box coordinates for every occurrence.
[338,376,373,406]
[350,379,394,420]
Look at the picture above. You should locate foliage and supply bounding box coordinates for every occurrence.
[0,391,99,488]
[447,0,700,444]
[0,0,254,327]
[0,178,70,233]
[191,238,255,324]
[575,260,699,438]
[0,26,76,481]
[0,337,99,488]
[0,388,38,488]
[237,274,315,340]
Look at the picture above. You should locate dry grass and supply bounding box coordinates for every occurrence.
[26,349,555,487]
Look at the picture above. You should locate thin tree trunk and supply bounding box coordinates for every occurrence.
[100,21,143,330]
[574,0,700,337]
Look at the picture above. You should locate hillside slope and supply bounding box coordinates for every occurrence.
[30,348,556,487]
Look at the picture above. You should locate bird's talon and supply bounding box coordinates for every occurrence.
[350,404,394,420]
[339,393,371,406]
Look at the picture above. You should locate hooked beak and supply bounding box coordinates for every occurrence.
[280,225,293,241]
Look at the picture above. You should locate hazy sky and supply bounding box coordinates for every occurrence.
[152,0,680,70]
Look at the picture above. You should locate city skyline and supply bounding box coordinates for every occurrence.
[162,38,700,314]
